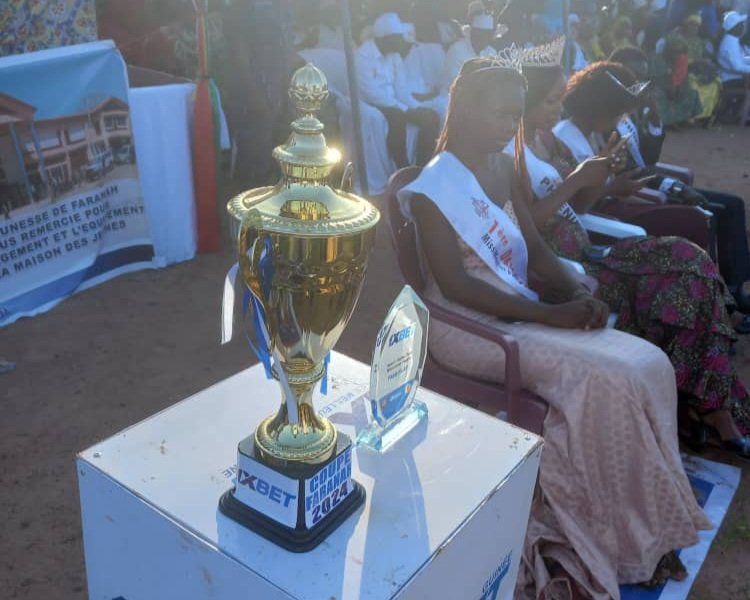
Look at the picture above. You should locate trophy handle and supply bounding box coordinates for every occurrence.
[340,162,354,192]
[238,210,265,302]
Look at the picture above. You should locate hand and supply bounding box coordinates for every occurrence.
[407,107,439,127]
[545,296,610,330]
[413,90,438,102]
[570,156,612,189]
[646,95,661,126]
[601,131,629,172]
[606,168,646,198]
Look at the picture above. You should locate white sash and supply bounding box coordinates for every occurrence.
[616,117,646,169]
[552,119,595,163]
[504,140,583,228]
[397,152,538,301]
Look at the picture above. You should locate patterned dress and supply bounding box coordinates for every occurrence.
[0,0,97,57]
[535,135,750,433]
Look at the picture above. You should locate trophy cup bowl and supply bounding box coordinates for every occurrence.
[238,205,376,467]
[220,63,379,551]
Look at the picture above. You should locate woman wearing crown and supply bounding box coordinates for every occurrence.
[397,55,710,600]
[504,47,750,461]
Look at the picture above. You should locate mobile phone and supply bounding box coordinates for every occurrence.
[635,174,660,185]
[613,133,633,149]
[584,245,612,261]
[609,133,632,157]
[636,166,656,177]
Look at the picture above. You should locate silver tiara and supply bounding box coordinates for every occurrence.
[606,71,651,97]
[489,43,523,73]
[520,36,566,67]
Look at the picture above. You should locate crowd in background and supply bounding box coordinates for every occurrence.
[5,1,749,187]
[106,0,750,187]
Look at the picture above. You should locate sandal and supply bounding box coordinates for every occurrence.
[679,409,750,461]
[640,551,688,589]
[547,562,587,600]
[663,551,688,582]
[640,554,671,589]
[734,315,750,335]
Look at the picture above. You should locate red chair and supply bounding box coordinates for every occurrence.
[655,162,694,186]
[384,167,547,434]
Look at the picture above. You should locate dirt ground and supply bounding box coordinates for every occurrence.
[2,125,750,600]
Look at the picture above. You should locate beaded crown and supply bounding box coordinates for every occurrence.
[520,36,566,68]
[489,36,566,73]
[606,70,651,97]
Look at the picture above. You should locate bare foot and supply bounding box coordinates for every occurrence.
[701,408,742,442]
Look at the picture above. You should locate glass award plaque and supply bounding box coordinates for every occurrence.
[357,285,429,452]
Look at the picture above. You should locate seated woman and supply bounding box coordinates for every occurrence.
[398,56,710,600]
[509,57,750,459]
[551,61,713,252]
[649,19,705,127]
[651,14,721,125]
[610,44,750,312]
[665,14,721,124]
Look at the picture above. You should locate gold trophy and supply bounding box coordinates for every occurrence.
[219,63,379,551]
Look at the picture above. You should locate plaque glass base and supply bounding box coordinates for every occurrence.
[218,433,365,552]
[359,286,430,453]
[357,398,428,453]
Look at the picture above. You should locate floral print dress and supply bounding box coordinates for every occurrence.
[0,0,97,57]
[537,134,750,433]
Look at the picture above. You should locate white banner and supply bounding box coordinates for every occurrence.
[0,41,155,326]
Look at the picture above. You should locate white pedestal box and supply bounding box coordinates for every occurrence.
[77,352,542,600]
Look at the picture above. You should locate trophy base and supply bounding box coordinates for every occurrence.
[357,399,428,453]
[219,432,365,553]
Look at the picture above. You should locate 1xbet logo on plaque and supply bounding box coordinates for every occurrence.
[358,285,429,453]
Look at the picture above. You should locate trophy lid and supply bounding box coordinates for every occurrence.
[228,63,379,238]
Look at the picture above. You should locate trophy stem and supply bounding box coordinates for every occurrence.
[254,366,337,469]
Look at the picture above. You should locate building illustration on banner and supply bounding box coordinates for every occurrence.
[0,41,155,327]
[0,91,135,217]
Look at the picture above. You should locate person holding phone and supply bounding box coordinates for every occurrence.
[611,44,750,314]
[506,56,750,462]
[551,61,715,252]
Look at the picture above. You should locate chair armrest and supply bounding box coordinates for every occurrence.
[655,162,694,185]
[636,187,667,204]
[579,213,647,238]
[420,296,525,424]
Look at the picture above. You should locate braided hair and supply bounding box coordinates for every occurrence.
[435,57,538,207]
[435,57,527,155]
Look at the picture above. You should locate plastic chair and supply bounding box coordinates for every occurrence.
[719,74,750,125]
[655,162,694,186]
[384,167,548,434]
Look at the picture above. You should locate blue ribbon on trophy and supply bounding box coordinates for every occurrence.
[221,236,330,404]
[241,288,273,379]
[221,238,274,379]
[320,352,330,395]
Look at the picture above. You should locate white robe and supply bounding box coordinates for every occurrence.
[718,33,750,82]
[390,50,448,124]
[441,36,496,93]
[355,39,406,110]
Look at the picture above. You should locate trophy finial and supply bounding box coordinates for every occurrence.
[289,63,329,117]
